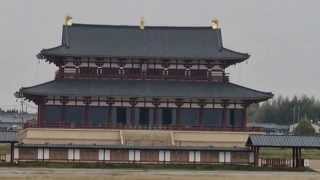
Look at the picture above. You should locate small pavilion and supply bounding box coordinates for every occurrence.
[246,135,320,168]
[0,131,17,163]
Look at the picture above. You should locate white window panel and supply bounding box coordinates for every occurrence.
[165,151,170,162]
[37,148,44,160]
[44,148,49,160]
[74,149,80,160]
[225,152,231,163]
[195,151,201,162]
[98,149,104,161]
[249,152,254,163]
[159,150,165,162]
[304,159,310,167]
[129,150,135,161]
[135,150,141,161]
[68,149,74,160]
[99,149,111,161]
[14,148,19,160]
[104,150,110,161]
[189,151,195,162]
[219,152,225,163]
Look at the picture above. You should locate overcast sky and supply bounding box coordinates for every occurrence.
[0,0,319,111]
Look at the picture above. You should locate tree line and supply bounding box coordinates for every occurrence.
[248,95,320,125]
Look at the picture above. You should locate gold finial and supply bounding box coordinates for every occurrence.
[211,18,219,29]
[64,15,73,26]
[140,17,145,30]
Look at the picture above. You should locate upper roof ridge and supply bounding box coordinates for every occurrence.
[69,23,216,30]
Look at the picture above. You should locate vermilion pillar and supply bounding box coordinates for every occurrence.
[106,97,114,127]
[60,96,69,128]
[152,98,161,128]
[198,106,204,127]
[107,104,113,127]
[242,104,248,129]
[61,104,66,127]
[129,98,138,127]
[84,105,89,127]
[174,99,184,128]
[83,97,91,128]
[36,97,47,128]
[197,100,206,127]
[222,103,228,129]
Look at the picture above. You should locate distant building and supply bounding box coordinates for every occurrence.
[15,17,272,164]
[0,112,35,131]
[247,122,289,135]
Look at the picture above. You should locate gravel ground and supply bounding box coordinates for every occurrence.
[0,168,319,180]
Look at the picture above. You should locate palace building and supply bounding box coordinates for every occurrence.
[15,17,273,164]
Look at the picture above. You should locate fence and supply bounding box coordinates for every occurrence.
[260,158,305,168]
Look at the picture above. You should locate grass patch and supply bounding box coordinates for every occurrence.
[0,161,313,172]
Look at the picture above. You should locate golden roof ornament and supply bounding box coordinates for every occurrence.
[64,15,73,26]
[211,18,220,30]
[140,17,145,30]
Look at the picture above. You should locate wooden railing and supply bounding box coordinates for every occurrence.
[55,71,229,82]
[24,122,263,132]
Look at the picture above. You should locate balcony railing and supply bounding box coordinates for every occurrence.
[55,71,229,82]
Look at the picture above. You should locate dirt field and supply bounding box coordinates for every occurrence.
[0,168,319,180]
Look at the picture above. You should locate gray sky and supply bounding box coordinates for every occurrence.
[0,0,319,111]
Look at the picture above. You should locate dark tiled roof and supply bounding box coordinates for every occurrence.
[20,79,272,101]
[16,143,250,151]
[246,135,320,148]
[39,24,249,61]
[0,131,17,143]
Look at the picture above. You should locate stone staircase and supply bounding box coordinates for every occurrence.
[121,130,174,146]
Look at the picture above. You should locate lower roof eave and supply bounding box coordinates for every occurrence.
[16,143,251,151]
[21,93,271,104]
[19,79,273,104]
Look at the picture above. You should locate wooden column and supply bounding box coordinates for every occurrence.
[152,98,161,128]
[61,105,65,127]
[60,96,68,128]
[10,142,14,163]
[254,146,260,167]
[37,104,41,128]
[41,104,46,128]
[292,148,296,168]
[37,104,43,128]
[242,103,249,129]
[222,102,228,129]
[129,98,138,127]
[84,97,91,128]
[297,148,302,167]
[107,97,114,127]
[212,100,216,128]
[35,97,47,128]
[197,99,206,127]
[198,106,204,127]
[175,99,184,128]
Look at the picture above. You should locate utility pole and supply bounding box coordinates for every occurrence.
[293,106,296,124]
[19,99,24,128]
